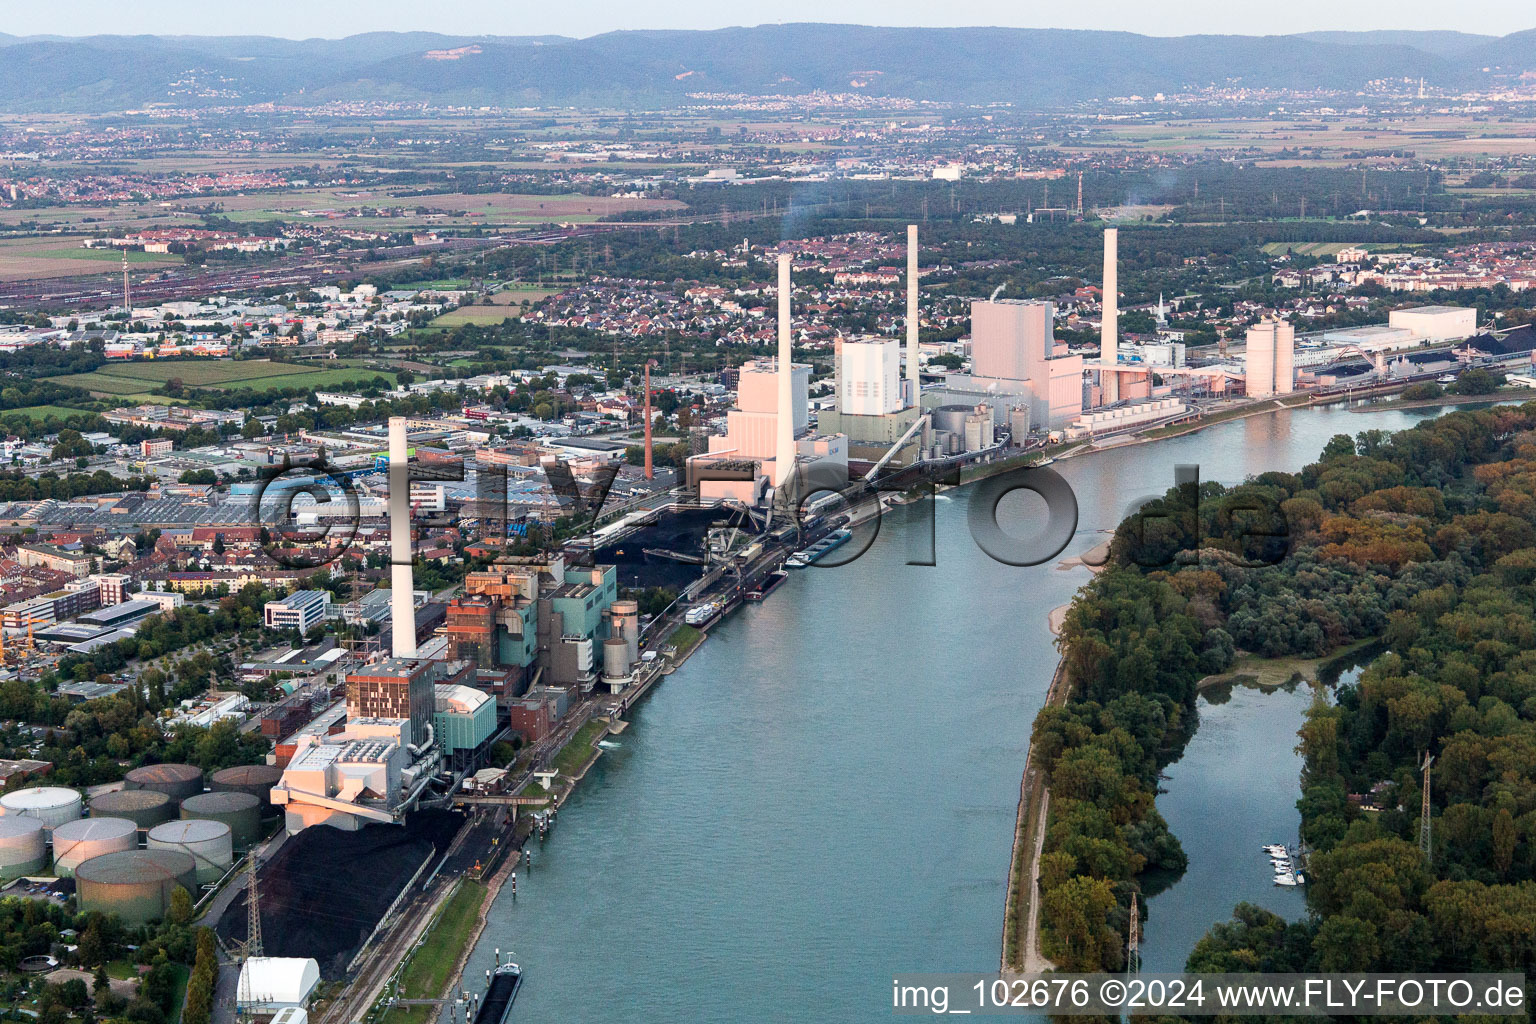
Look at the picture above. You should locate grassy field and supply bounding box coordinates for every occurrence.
[37,247,168,263]
[378,880,487,1024]
[666,623,704,657]
[1259,241,1420,256]
[49,360,399,396]
[430,307,520,327]
[3,404,96,421]
[551,719,608,778]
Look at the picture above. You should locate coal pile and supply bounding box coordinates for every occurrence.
[598,507,757,590]
[217,810,464,977]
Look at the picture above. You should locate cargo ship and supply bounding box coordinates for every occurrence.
[743,570,788,601]
[473,952,522,1024]
[784,529,852,568]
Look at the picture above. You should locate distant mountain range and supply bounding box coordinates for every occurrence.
[0,24,1532,112]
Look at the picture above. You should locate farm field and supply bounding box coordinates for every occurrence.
[0,235,179,281]
[3,404,96,421]
[47,359,399,396]
[430,306,521,327]
[1259,241,1423,256]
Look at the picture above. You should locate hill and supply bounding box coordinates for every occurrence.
[0,24,1529,111]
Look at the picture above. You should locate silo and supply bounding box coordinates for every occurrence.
[180,791,261,850]
[610,599,640,666]
[209,765,283,808]
[76,850,198,926]
[125,764,205,804]
[147,820,233,885]
[0,787,83,832]
[0,816,46,880]
[89,789,175,830]
[931,404,972,437]
[51,817,138,877]
[602,637,630,680]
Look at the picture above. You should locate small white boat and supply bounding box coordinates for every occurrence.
[1294,873,1305,885]
[1274,873,1299,886]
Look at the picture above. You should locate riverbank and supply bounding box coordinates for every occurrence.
[1351,387,1535,412]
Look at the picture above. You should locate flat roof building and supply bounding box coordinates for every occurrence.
[264,590,332,635]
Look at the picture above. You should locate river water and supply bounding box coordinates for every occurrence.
[463,400,1494,1021]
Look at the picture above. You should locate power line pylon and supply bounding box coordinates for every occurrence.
[1420,752,1435,863]
[1127,890,1140,976]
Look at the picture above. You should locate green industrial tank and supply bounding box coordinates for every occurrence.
[75,850,198,926]
[209,765,282,808]
[124,764,205,804]
[0,816,46,880]
[180,791,262,850]
[88,789,176,830]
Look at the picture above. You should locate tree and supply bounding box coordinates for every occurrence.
[167,886,193,926]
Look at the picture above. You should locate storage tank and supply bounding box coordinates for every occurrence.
[76,849,198,926]
[931,404,973,437]
[0,816,46,880]
[180,791,261,850]
[610,599,640,666]
[602,637,630,680]
[209,765,282,808]
[125,764,205,804]
[89,789,175,830]
[147,820,233,885]
[51,817,138,877]
[0,787,83,831]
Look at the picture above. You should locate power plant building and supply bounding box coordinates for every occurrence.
[346,659,439,742]
[943,299,1083,431]
[433,684,497,757]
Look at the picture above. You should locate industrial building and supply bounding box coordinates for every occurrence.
[441,555,625,694]
[236,957,321,1012]
[687,255,849,504]
[346,659,437,740]
[942,298,1084,432]
[1389,305,1478,343]
[433,684,497,766]
[264,590,333,634]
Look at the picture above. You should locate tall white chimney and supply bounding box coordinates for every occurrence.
[773,254,795,490]
[1102,228,1119,405]
[906,224,920,406]
[387,416,417,658]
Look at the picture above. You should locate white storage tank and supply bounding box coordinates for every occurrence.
[0,787,83,832]
[0,816,46,880]
[147,819,233,885]
[51,817,138,877]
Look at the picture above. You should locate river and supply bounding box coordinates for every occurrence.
[462,399,1499,1021]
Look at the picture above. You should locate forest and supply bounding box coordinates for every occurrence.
[1038,402,1536,980]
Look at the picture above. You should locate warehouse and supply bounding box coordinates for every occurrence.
[1389,304,1478,343]
[236,957,320,1012]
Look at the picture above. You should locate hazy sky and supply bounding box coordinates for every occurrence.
[5,1,1533,39]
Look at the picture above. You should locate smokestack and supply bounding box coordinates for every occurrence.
[643,362,654,480]
[906,224,919,406]
[773,254,795,489]
[388,417,417,659]
[1102,228,1119,405]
